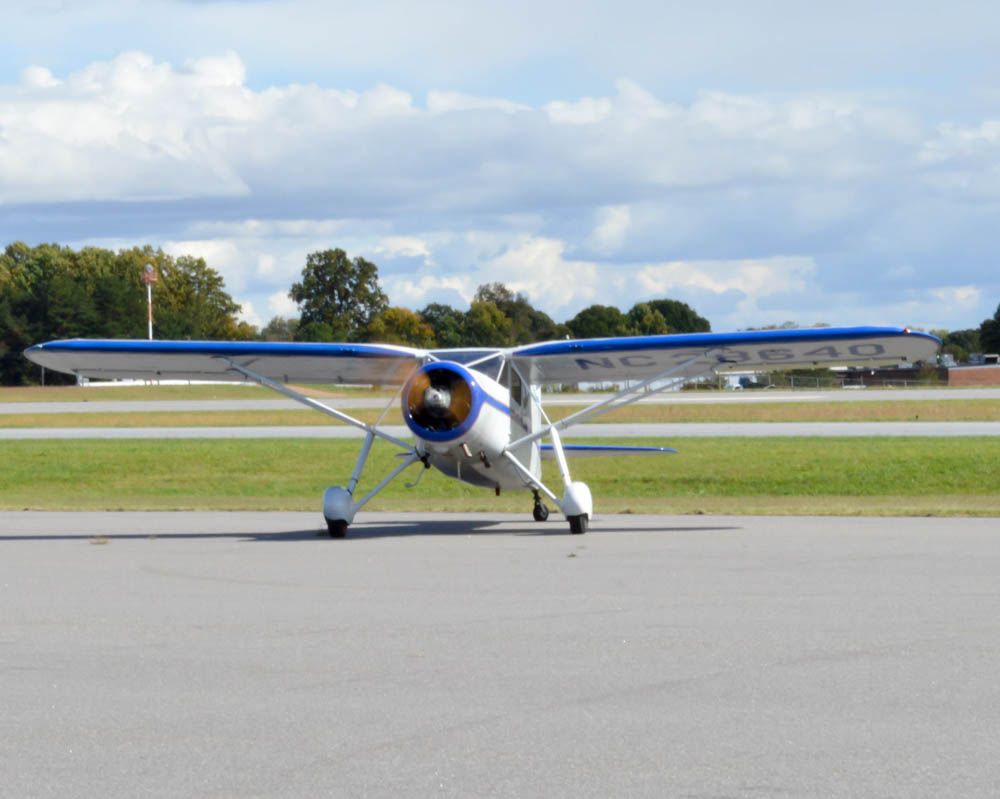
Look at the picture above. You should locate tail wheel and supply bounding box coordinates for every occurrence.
[568,514,588,535]
[326,519,348,538]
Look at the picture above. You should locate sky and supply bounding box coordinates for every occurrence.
[2,0,999,334]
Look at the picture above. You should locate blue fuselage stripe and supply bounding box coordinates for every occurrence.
[482,393,511,416]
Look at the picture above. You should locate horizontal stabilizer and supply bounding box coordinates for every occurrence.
[541,443,677,458]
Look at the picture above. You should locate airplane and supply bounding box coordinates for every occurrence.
[24,326,940,536]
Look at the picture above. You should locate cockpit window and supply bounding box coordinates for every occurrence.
[429,350,503,380]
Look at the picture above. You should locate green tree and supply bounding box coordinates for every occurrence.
[1,242,250,384]
[153,254,244,340]
[645,298,711,333]
[295,321,338,342]
[566,305,629,339]
[367,307,436,347]
[979,305,1000,354]
[109,247,247,340]
[626,302,670,335]
[260,316,300,341]
[473,282,560,344]
[0,282,36,385]
[935,328,980,363]
[419,303,465,348]
[45,270,99,339]
[289,249,388,342]
[461,301,514,347]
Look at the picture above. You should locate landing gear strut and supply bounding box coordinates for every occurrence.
[532,490,549,522]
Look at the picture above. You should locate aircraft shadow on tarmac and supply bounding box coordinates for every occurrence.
[1,518,742,542]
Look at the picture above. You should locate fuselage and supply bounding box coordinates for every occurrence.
[400,361,540,491]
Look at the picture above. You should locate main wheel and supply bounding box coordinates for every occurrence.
[568,514,588,535]
[326,519,348,538]
[533,503,549,522]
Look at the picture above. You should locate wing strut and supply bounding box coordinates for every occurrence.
[499,351,719,527]
[220,357,430,535]
[219,357,415,452]
[504,351,718,452]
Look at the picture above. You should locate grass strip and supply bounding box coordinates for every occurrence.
[0,384,387,402]
[2,437,997,516]
[5,399,1000,428]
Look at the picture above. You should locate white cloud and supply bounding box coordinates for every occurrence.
[636,257,817,299]
[19,65,61,89]
[0,55,939,210]
[187,219,350,238]
[477,236,607,312]
[427,91,529,114]
[930,286,982,308]
[374,236,432,260]
[589,205,631,253]
[384,274,472,309]
[235,299,261,328]
[7,49,1000,333]
[267,290,298,319]
[544,95,613,125]
[634,257,820,327]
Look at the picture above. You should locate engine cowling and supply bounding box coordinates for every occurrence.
[401,361,510,455]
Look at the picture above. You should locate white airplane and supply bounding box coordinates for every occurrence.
[25,326,940,536]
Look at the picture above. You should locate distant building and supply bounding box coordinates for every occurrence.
[839,365,947,387]
[948,364,1000,386]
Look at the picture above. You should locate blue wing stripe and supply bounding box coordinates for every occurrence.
[513,326,939,357]
[25,339,422,359]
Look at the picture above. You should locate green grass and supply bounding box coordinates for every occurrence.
[4,399,1000,428]
[2,437,997,516]
[552,399,1000,423]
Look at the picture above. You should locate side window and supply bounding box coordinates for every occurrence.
[510,369,522,406]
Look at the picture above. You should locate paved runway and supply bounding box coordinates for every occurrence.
[4,387,999,414]
[3,512,999,798]
[4,421,1000,438]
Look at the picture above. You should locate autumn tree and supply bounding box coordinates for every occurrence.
[367,307,436,347]
[461,301,514,347]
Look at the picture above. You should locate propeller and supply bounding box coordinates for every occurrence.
[406,366,473,433]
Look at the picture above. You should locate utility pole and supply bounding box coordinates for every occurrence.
[143,263,158,340]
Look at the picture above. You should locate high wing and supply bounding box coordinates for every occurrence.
[24,326,940,389]
[24,339,429,385]
[511,326,940,384]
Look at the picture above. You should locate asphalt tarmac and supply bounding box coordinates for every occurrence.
[3,512,999,798]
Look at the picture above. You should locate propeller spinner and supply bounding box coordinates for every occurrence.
[405,365,473,433]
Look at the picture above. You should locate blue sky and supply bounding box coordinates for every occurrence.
[2,0,999,333]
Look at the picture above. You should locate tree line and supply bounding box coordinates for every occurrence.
[3,242,998,385]
[275,249,710,348]
[1,242,258,385]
